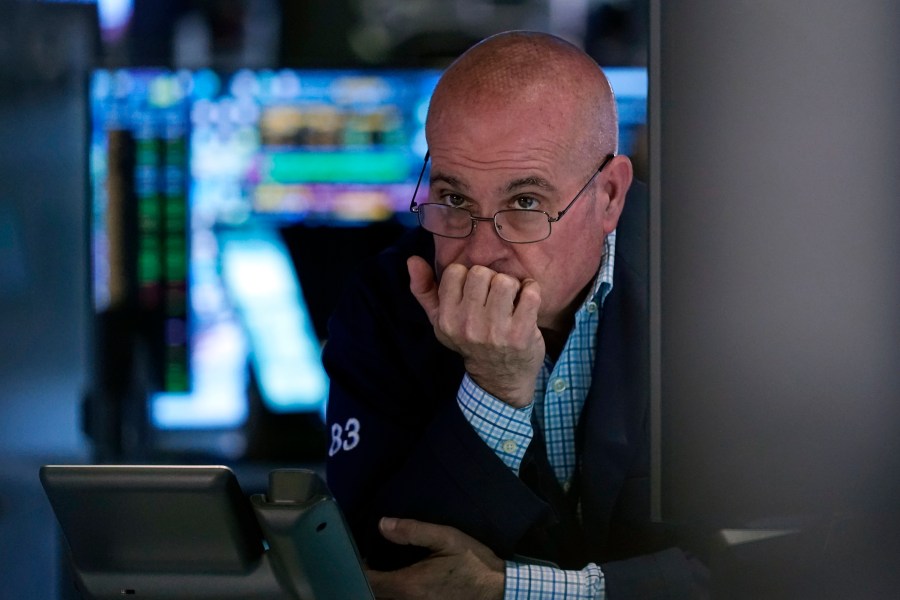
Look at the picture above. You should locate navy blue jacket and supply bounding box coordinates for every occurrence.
[323,183,700,598]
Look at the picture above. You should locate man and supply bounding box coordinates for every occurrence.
[323,31,699,599]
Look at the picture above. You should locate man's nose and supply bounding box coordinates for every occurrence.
[464,216,509,266]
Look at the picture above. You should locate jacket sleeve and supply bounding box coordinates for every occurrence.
[321,235,555,569]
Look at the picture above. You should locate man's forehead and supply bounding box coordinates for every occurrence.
[425,94,588,182]
[429,164,559,194]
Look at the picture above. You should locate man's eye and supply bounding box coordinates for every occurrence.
[441,194,467,208]
[513,196,540,210]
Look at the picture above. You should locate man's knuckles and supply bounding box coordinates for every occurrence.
[441,263,470,284]
[517,281,542,307]
[487,273,521,303]
[467,264,494,278]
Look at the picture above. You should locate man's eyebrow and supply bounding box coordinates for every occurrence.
[429,172,469,191]
[505,176,557,193]
[428,173,557,193]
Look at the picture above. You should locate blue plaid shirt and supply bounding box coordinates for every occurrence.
[458,231,616,600]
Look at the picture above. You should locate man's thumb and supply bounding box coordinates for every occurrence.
[407,256,439,321]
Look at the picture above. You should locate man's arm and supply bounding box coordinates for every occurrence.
[324,233,703,599]
[323,235,554,567]
[325,354,554,568]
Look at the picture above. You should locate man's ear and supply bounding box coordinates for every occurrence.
[600,155,633,234]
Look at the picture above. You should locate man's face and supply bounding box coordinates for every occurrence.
[425,105,615,332]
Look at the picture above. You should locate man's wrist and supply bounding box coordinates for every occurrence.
[457,374,534,474]
[464,367,539,409]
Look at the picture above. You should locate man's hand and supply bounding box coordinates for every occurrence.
[366,517,505,600]
[407,256,544,408]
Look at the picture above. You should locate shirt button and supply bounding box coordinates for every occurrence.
[586,301,598,314]
[501,440,518,453]
[552,378,568,393]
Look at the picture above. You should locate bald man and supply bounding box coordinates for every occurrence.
[323,31,700,599]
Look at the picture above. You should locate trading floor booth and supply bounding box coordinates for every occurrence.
[52,64,648,598]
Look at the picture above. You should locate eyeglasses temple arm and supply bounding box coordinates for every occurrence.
[550,153,616,222]
[409,151,430,211]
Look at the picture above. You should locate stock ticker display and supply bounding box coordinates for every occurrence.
[90,68,439,430]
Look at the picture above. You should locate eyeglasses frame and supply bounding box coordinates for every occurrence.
[408,152,616,243]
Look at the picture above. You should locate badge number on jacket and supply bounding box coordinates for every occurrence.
[329,417,361,456]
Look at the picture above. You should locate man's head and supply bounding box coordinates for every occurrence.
[422,31,633,334]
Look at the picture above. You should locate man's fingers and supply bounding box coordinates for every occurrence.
[482,271,522,318]
[461,265,495,308]
[437,263,468,306]
[379,517,460,554]
[512,278,541,325]
[377,517,506,577]
[407,256,439,321]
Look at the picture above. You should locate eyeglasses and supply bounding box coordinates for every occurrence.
[408,153,614,244]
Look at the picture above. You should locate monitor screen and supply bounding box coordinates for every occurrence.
[88,66,646,448]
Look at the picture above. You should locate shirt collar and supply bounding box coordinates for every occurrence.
[582,229,616,312]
